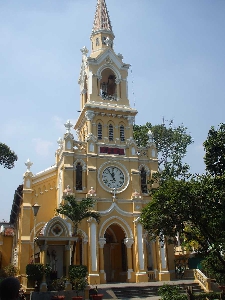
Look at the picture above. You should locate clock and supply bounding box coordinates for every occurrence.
[98,162,130,193]
[102,166,125,189]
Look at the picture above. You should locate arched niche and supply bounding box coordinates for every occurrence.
[100,68,117,101]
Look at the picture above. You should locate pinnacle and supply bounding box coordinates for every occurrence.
[92,0,113,34]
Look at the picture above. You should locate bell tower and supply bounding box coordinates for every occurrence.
[76,0,137,143]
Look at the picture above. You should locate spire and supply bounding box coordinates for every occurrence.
[92,0,113,34]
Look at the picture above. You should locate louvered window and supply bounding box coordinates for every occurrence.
[120,125,125,141]
[109,124,114,141]
[140,167,147,193]
[98,123,102,140]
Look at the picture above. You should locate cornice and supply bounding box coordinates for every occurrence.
[33,171,57,184]
[33,165,57,179]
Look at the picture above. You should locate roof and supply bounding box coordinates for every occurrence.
[92,0,113,34]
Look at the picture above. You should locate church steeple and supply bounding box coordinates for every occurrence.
[90,0,115,55]
[92,0,113,34]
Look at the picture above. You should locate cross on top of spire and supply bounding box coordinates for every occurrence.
[92,0,113,34]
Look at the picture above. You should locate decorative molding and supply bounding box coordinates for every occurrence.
[139,164,150,176]
[124,238,134,248]
[85,110,95,121]
[99,216,134,239]
[98,238,106,248]
[74,159,87,171]
[127,116,135,125]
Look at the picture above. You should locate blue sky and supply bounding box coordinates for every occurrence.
[0,0,225,221]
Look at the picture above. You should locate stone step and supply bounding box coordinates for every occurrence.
[110,282,204,299]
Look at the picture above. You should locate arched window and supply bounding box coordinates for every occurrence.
[76,163,82,190]
[96,38,99,46]
[120,125,125,141]
[109,124,113,141]
[140,167,147,193]
[97,123,102,140]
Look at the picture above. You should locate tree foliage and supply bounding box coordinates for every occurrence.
[56,195,100,264]
[0,143,17,169]
[133,121,193,178]
[140,123,225,284]
[203,123,225,176]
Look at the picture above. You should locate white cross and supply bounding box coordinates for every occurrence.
[64,120,73,133]
[112,188,117,197]
[25,158,33,172]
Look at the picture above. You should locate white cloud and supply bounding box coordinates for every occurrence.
[32,138,53,157]
[0,119,28,138]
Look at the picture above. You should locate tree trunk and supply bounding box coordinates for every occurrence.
[71,226,78,265]
[71,240,77,265]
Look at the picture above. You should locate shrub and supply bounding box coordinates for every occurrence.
[26,263,45,283]
[4,264,18,277]
[68,265,88,296]
[51,277,66,292]
[158,284,186,300]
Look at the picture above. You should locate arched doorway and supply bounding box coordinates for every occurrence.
[103,224,127,283]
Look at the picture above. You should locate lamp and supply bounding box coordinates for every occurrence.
[32,203,41,263]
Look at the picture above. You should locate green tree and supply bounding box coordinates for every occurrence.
[133,121,193,178]
[140,123,225,283]
[56,195,100,265]
[0,143,17,169]
[203,123,225,177]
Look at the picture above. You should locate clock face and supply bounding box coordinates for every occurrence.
[102,166,125,189]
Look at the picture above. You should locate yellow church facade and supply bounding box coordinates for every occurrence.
[10,0,176,288]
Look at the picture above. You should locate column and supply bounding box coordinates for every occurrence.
[40,244,48,292]
[124,238,134,283]
[135,219,148,282]
[98,238,106,283]
[88,219,100,284]
[65,244,72,291]
[65,244,71,278]
[115,78,121,100]
[158,236,171,281]
[83,237,88,266]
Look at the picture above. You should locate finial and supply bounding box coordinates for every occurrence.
[148,130,154,143]
[57,137,63,149]
[81,46,88,56]
[25,159,33,172]
[64,120,73,134]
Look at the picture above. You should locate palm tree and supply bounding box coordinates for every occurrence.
[56,195,100,265]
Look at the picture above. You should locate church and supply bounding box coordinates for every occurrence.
[8,0,176,288]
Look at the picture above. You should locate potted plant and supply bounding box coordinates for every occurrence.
[26,263,45,290]
[91,286,103,300]
[69,265,88,300]
[51,277,66,300]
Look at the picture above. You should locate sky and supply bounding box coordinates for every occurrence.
[0,0,225,221]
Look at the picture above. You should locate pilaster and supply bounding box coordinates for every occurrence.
[98,238,106,283]
[124,238,135,282]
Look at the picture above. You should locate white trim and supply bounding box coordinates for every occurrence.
[33,172,57,184]
[99,202,136,217]
[99,216,133,239]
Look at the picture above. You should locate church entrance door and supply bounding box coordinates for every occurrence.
[103,224,127,283]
